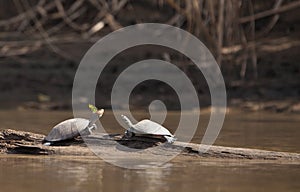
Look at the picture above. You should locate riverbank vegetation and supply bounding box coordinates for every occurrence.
[0,0,299,111]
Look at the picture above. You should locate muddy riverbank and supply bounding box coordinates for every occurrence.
[1,41,299,113]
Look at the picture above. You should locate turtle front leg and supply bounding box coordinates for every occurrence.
[164,135,176,143]
[81,125,95,136]
[125,130,135,137]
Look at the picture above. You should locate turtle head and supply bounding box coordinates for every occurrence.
[121,115,134,129]
[88,108,104,125]
[96,109,104,118]
[89,104,104,118]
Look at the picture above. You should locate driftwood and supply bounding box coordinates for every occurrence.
[1,129,300,163]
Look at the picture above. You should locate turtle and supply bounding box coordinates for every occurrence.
[120,115,176,143]
[43,107,104,146]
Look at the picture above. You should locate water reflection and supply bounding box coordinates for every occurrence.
[1,155,299,192]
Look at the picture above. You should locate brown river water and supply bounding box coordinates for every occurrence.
[0,109,299,192]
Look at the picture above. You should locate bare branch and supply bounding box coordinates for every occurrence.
[239,1,300,23]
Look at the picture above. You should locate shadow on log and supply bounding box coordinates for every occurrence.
[1,129,300,163]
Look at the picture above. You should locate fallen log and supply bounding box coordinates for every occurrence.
[1,129,299,163]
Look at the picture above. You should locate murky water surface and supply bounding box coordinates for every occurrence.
[0,109,299,191]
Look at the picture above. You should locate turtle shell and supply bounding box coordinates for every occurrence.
[45,118,93,142]
[132,120,173,136]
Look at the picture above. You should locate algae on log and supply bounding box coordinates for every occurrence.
[1,129,300,162]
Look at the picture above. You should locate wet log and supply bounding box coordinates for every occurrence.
[1,129,300,162]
